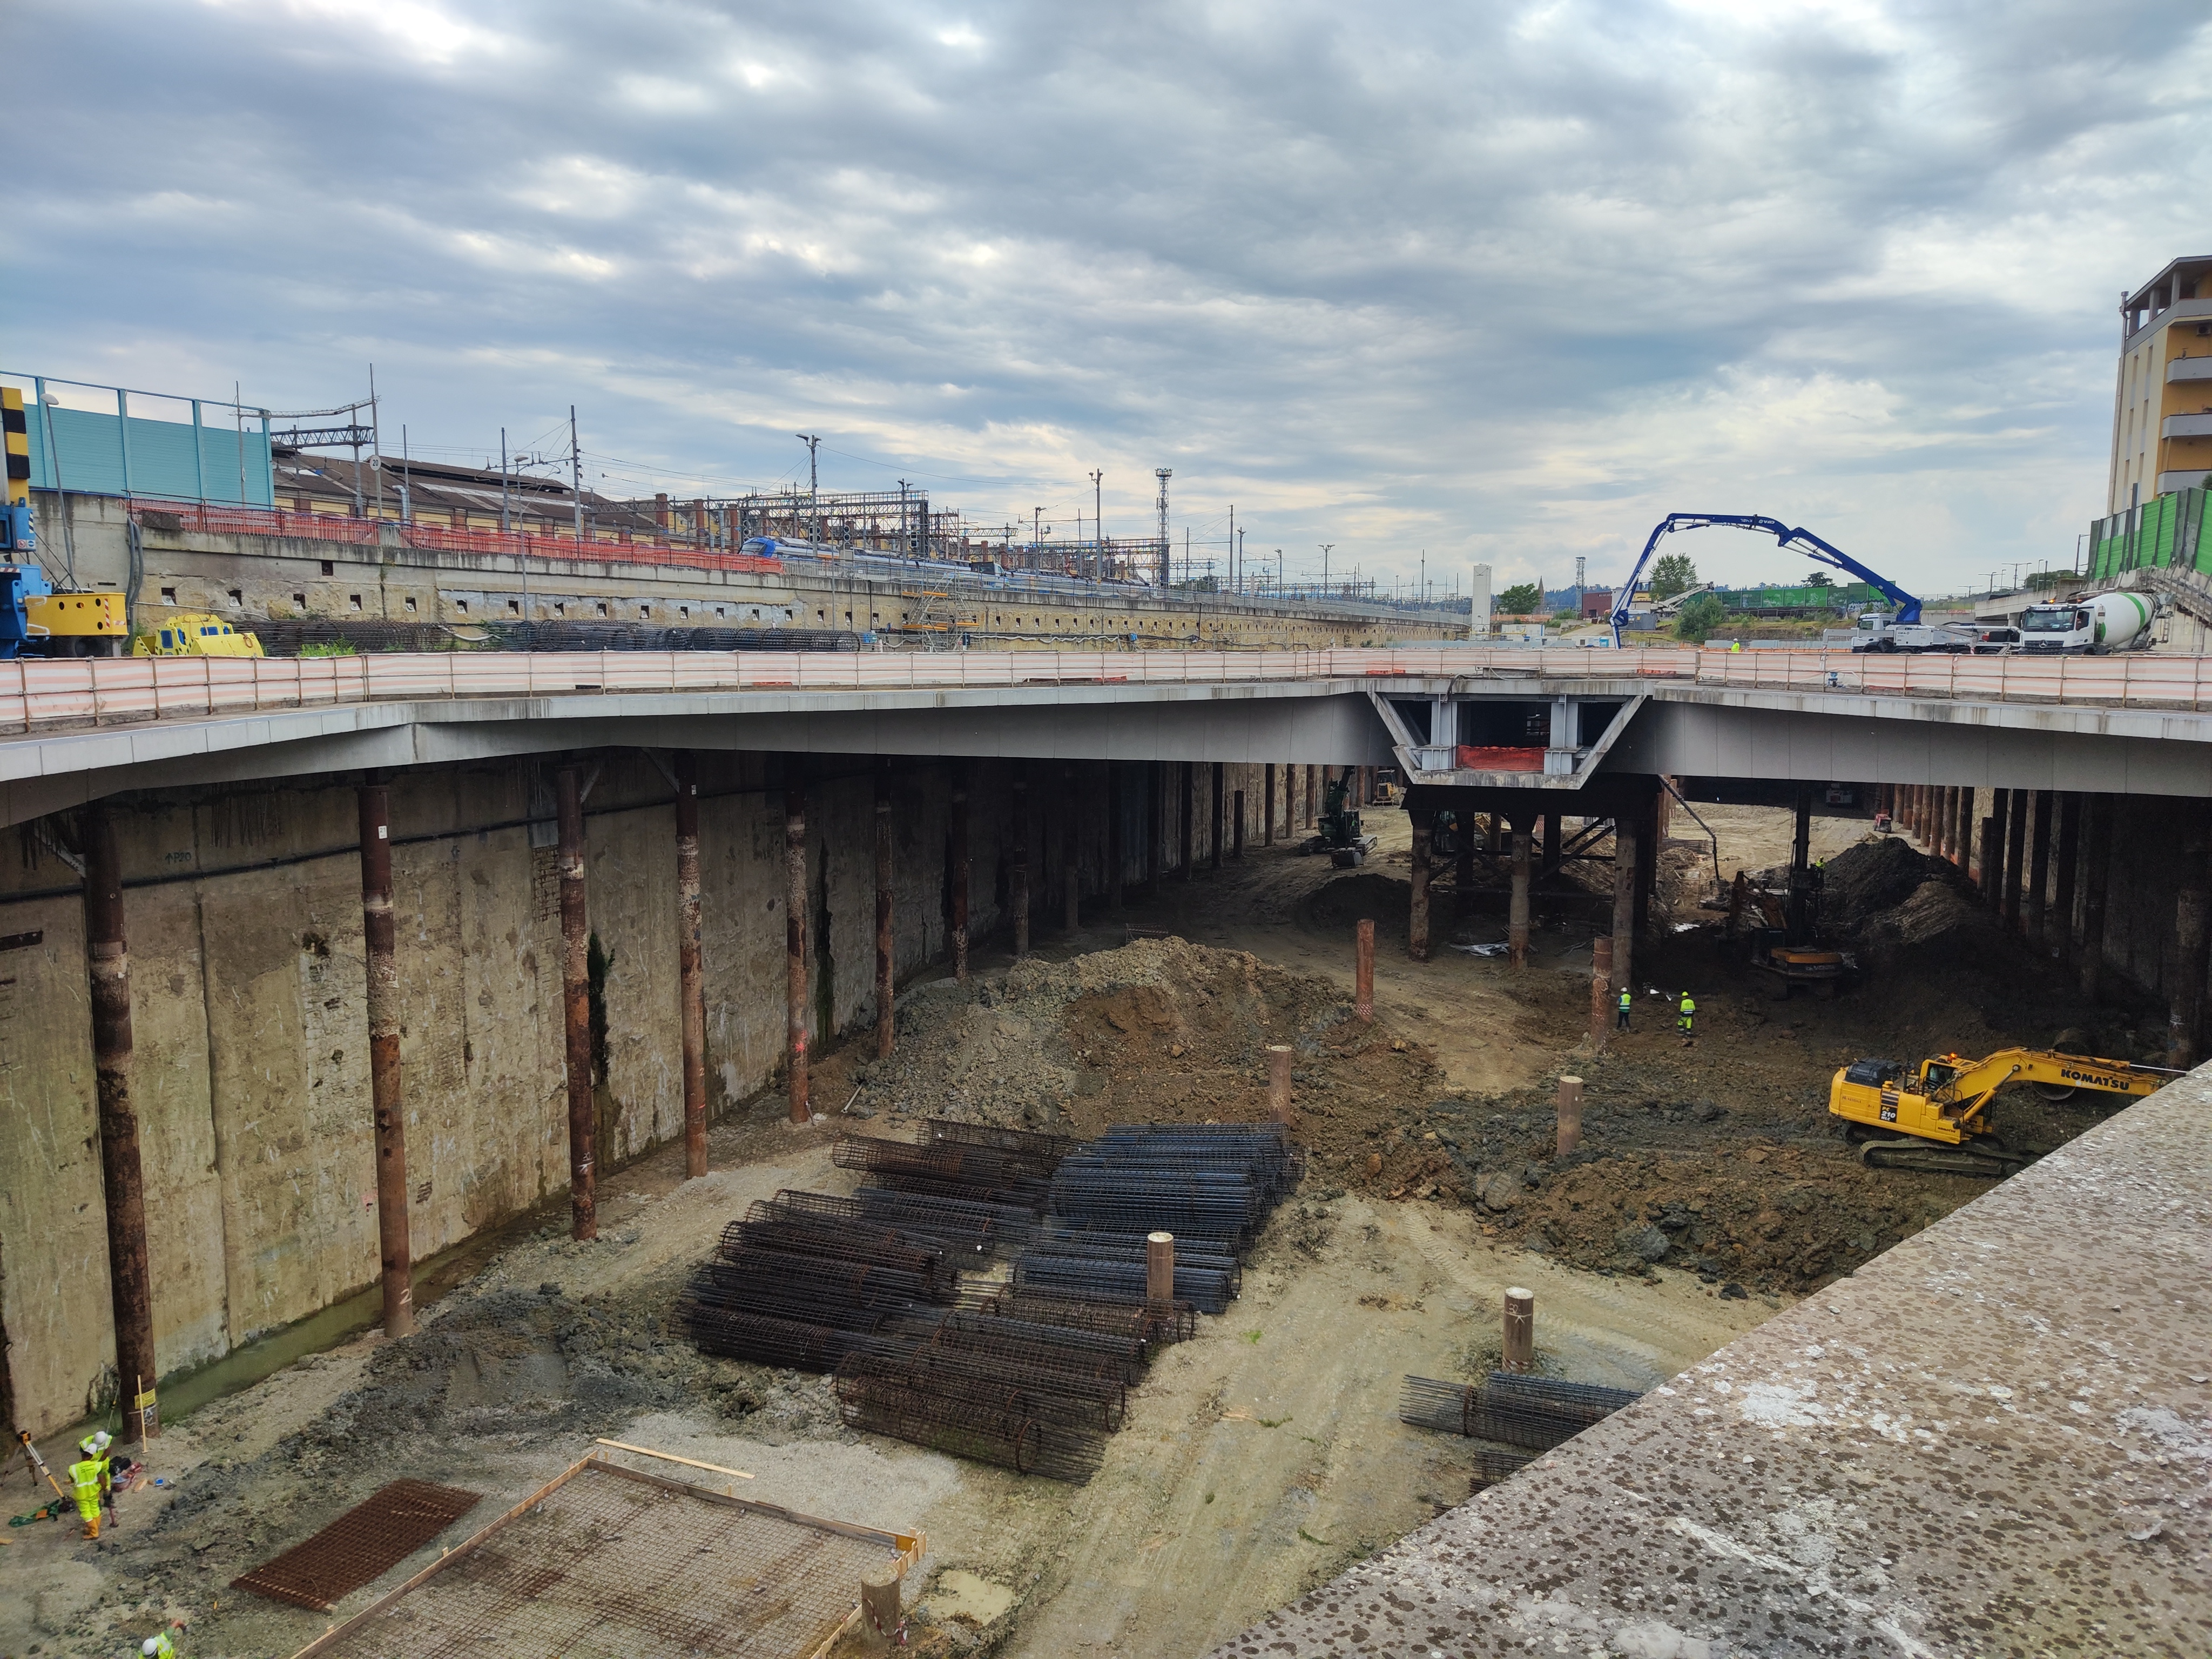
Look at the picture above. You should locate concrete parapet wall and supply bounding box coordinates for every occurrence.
[0,748,1294,1437]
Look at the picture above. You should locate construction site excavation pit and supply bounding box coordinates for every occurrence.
[2,802,2149,1659]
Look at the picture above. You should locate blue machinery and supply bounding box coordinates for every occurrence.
[1609,513,1921,646]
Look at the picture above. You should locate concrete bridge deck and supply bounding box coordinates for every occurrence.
[1207,1067,2212,1659]
[9,646,2212,830]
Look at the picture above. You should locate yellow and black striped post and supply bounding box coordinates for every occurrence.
[1,386,31,552]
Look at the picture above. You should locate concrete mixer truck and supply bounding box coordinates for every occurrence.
[2014,591,2155,655]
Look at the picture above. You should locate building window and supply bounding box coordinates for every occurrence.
[320,560,335,576]
[455,600,469,616]
[715,606,726,618]
[160,586,176,605]
[554,602,565,616]
[639,604,650,618]
[292,591,306,607]
[403,596,417,613]
[509,599,521,615]
[349,594,363,611]
[228,589,242,608]
[596,602,608,617]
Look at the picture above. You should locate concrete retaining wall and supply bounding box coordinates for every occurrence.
[30,494,1456,652]
[0,750,1290,1438]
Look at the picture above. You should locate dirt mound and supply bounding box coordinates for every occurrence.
[853,936,1445,1178]
[1302,871,1411,939]
[1820,835,1948,934]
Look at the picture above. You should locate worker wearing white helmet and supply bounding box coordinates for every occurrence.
[141,1623,183,1656]
[79,1429,112,1459]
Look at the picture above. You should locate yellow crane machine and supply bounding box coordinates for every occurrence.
[1829,1048,2175,1176]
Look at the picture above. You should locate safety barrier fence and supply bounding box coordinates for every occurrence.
[127,499,784,574]
[7,645,2212,738]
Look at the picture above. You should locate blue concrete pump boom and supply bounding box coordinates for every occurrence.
[1609,513,1921,646]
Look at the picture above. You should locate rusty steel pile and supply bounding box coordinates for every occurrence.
[1398,1372,1642,1485]
[676,1119,1297,1480]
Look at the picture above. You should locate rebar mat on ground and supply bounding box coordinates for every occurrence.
[232,1479,482,1610]
[294,1461,901,1659]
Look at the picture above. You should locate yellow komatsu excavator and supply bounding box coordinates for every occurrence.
[1829,1048,2176,1176]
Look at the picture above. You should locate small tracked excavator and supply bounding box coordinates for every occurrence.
[1829,1048,2176,1176]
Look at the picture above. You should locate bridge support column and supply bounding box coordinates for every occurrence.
[1106,763,1124,910]
[1264,765,1276,846]
[557,766,601,1227]
[1612,820,1638,1001]
[1063,765,1081,934]
[1232,791,1245,859]
[1509,820,1533,970]
[83,806,158,1442]
[1984,791,2009,906]
[2054,793,2082,967]
[2002,789,2028,932]
[2026,790,2055,947]
[1941,787,1960,863]
[950,765,970,983]
[1145,764,1162,896]
[1178,763,1194,882]
[875,765,895,1060]
[1011,771,1030,960]
[356,784,415,1335]
[1210,763,1225,871]
[1304,765,1316,828]
[1633,798,1656,938]
[783,780,810,1125]
[2167,826,2209,1069]
[2081,795,2112,1001]
[1956,787,1976,870]
[673,754,709,1177]
[1410,809,1433,961]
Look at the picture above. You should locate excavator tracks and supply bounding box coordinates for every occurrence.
[1857,1137,2029,1178]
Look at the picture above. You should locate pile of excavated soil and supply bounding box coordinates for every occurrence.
[1819,833,1940,931]
[853,936,1455,1184]
[1303,870,1413,939]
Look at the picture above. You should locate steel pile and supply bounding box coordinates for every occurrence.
[1398,1372,1642,1459]
[680,1117,1301,1483]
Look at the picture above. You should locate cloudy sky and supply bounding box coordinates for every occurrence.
[11,1,2210,596]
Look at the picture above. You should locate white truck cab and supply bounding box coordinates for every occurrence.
[2017,592,2152,653]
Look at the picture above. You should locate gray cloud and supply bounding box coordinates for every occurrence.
[10,0,2208,593]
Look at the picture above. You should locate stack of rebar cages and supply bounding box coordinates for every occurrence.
[677,1120,1298,1481]
[1397,1372,1643,1488]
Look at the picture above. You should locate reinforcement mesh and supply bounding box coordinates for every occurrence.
[304,1464,895,1659]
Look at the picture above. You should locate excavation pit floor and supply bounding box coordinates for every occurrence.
[1,804,2146,1659]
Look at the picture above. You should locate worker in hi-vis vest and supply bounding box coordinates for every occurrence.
[1616,988,1632,1031]
[69,1453,105,1539]
[1677,992,1696,1043]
